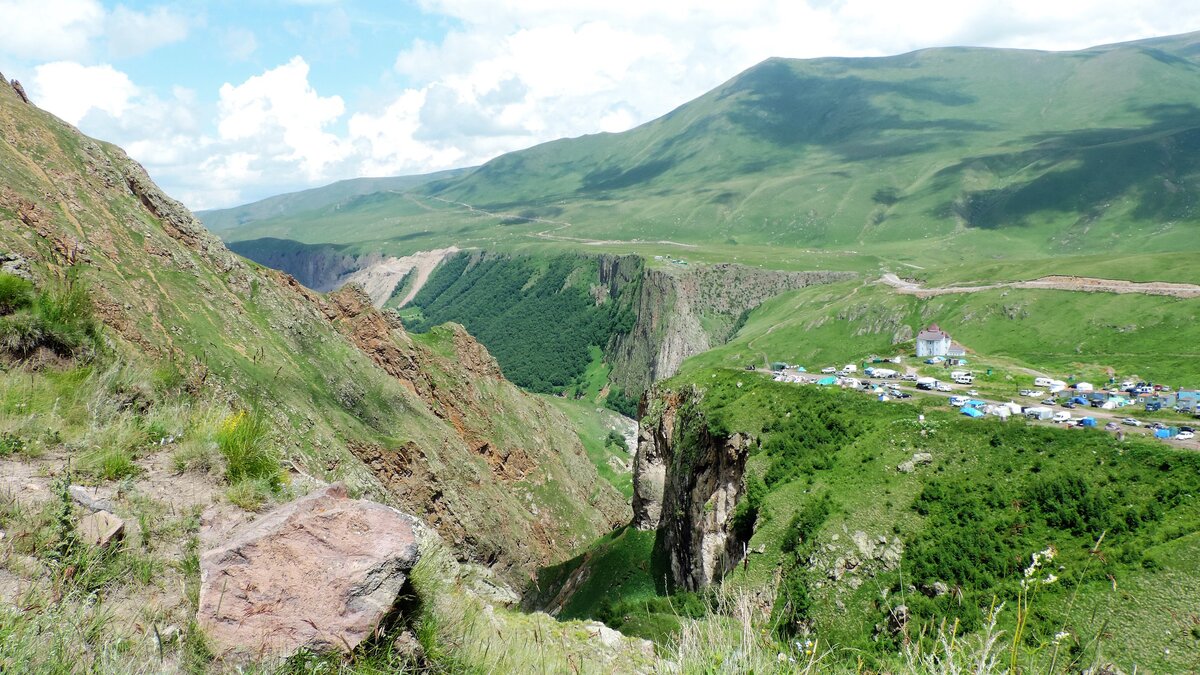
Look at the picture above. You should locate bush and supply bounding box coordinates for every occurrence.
[0,269,100,358]
[0,273,33,314]
[215,410,280,488]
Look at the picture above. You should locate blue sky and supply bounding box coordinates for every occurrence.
[2,1,1197,210]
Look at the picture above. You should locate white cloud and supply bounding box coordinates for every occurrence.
[0,0,105,61]
[105,5,192,59]
[31,61,138,124]
[216,56,349,179]
[218,27,259,62]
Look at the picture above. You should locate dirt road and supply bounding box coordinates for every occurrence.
[879,273,1200,299]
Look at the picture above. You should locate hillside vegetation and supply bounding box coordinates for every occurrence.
[683,278,1200,387]
[538,369,1200,672]
[210,33,1200,276]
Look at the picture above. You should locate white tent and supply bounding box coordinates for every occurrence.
[1075,382,1094,392]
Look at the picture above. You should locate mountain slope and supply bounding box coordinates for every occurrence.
[222,32,1200,271]
[0,76,626,587]
[196,168,469,233]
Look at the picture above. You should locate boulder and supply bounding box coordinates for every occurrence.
[197,484,420,662]
[77,510,124,548]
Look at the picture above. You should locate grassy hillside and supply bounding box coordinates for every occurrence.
[682,278,1200,387]
[542,369,1200,672]
[220,33,1200,278]
[196,168,469,233]
[0,77,627,589]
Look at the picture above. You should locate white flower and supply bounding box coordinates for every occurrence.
[1042,574,1058,585]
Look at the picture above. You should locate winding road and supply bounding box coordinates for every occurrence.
[879,273,1200,298]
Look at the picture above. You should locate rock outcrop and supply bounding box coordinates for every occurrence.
[197,485,420,662]
[634,386,752,590]
[606,264,856,395]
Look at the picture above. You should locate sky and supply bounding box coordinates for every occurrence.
[1,1,1198,211]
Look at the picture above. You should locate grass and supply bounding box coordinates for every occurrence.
[683,279,1200,388]
[217,38,1200,277]
[0,269,101,359]
[541,394,635,498]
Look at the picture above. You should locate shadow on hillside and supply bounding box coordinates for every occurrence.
[716,59,991,157]
[934,103,1200,229]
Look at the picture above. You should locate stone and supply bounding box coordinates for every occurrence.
[887,604,910,634]
[912,452,933,465]
[68,485,114,513]
[897,461,915,473]
[197,484,420,662]
[77,510,125,548]
[391,630,424,663]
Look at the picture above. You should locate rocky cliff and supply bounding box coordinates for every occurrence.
[633,386,752,590]
[0,78,626,588]
[606,265,856,396]
[228,238,380,292]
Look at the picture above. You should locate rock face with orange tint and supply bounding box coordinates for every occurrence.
[197,484,420,662]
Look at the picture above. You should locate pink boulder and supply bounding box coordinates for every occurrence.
[197,484,420,661]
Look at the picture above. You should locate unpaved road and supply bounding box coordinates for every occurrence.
[880,273,1200,298]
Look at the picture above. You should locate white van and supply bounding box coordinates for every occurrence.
[1052,411,1072,423]
[954,373,975,385]
[1034,377,1053,388]
[842,364,858,374]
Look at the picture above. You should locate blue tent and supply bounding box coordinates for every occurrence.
[1071,396,1089,405]
[1154,427,1174,438]
[795,366,807,372]
[966,399,987,408]
[960,406,985,418]
[817,376,837,386]
[1080,417,1097,428]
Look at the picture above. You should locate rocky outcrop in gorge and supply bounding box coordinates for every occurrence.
[606,265,856,396]
[228,238,382,292]
[633,386,752,590]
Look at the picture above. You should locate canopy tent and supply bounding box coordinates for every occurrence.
[960,406,985,418]
[817,376,838,386]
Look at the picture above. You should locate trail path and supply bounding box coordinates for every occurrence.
[879,273,1200,298]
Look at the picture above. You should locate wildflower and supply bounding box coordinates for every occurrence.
[1042,574,1058,585]
[1052,630,1070,646]
[777,652,787,663]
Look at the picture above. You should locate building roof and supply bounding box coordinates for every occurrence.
[917,323,951,341]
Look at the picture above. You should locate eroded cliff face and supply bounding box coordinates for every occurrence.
[228,238,380,292]
[633,386,752,590]
[606,265,856,396]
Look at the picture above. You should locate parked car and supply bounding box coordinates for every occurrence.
[821,367,837,374]
[892,392,912,399]
[1150,422,1167,431]
[935,382,953,392]
[1105,422,1120,431]
[966,390,980,396]
[1041,398,1057,405]
[1062,402,1076,409]
[1181,426,1196,434]
[1052,411,1071,423]
[901,374,917,381]
[1122,418,1142,427]
[1178,431,1195,441]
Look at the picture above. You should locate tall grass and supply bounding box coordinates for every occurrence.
[0,270,101,359]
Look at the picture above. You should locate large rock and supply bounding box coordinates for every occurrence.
[77,510,124,548]
[197,484,420,662]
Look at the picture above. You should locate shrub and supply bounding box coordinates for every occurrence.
[0,269,100,358]
[215,410,281,488]
[0,273,33,314]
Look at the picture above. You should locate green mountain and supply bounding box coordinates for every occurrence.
[221,32,1200,271]
[197,168,469,233]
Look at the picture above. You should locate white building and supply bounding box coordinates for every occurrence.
[916,323,952,357]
